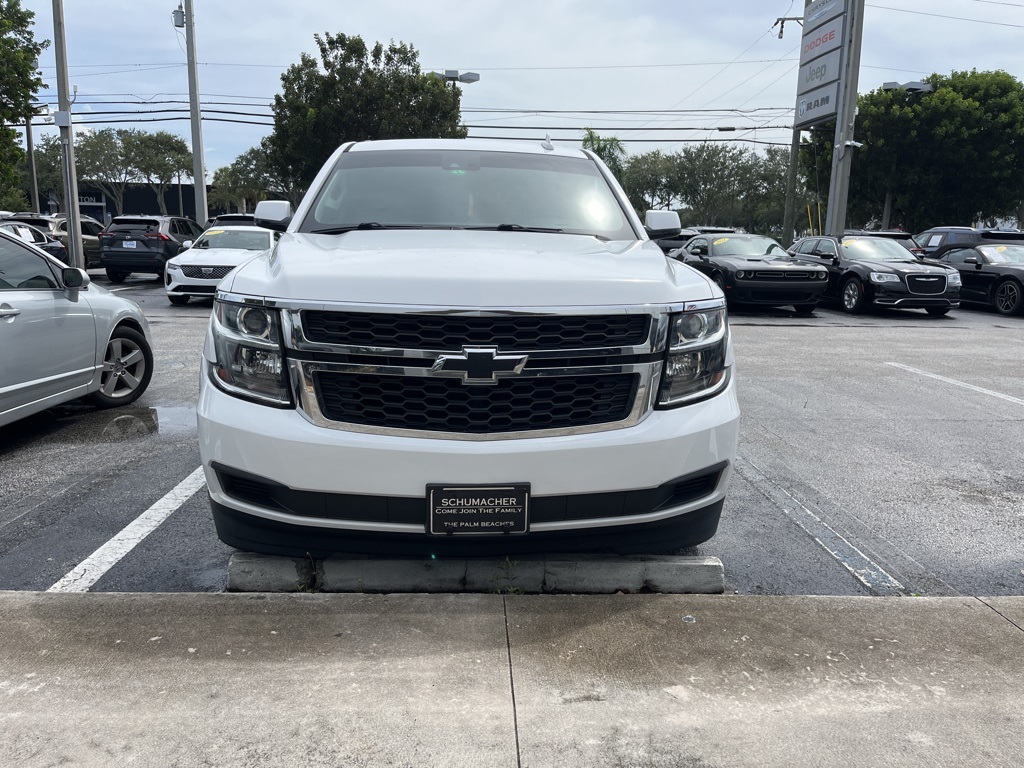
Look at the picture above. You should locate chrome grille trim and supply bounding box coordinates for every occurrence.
[209,295,725,440]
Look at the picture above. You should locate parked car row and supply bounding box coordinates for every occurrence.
[0,211,258,282]
[662,226,1024,317]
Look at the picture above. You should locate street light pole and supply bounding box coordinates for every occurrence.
[25,112,40,213]
[174,0,207,225]
[51,0,84,269]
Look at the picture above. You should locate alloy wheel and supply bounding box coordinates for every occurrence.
[995,281,1021,314]
[99,336,148,400]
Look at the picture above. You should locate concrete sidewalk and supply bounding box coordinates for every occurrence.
[1,591,1023,767]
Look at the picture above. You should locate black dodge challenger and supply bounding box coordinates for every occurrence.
[670,233,829,314]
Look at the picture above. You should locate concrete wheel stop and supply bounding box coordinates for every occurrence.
[226,552,725,594]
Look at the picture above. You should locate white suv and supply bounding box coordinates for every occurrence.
[197,139,739,557]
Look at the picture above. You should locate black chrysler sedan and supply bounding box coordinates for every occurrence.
[928,243,1024,315]
[670,233,829,313]
[789,235,960,315]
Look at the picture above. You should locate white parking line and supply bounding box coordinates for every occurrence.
[887,363,1024,407]
[735,456,905,596]
[47,467,207,593]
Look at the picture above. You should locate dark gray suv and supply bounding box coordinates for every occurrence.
[99,215,204,282]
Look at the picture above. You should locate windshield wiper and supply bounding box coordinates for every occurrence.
[311,222,390,234]
[467,223,565,235]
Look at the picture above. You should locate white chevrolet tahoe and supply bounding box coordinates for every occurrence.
[197,138,739,557]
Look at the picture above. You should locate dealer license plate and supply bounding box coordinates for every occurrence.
[428,484,529,535]
[123,240,137,249]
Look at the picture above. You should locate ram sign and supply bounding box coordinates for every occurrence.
[794,0,849,129]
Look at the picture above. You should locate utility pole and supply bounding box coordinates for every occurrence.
[823,0,865,236]
[51,0,84,269]
[778,3,809,246]
[175,0,208,225]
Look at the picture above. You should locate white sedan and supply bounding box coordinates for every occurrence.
[0,230,153,428]
[164,225,275,305]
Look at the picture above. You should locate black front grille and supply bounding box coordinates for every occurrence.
[302,312,650,351]
[906,274,947,295]
[314,372,639,434]
[181,265,234,279]
[751,271,816,280]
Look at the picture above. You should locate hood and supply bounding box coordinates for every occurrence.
[169,247,267,267]
[222,230,716,307]
[712,254,826,271]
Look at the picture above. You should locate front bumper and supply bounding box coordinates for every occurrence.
[165,269,221,298]
[724,278,827,306]
[870,285,960,309]
[197,367,740,555]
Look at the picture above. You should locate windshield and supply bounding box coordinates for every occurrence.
[713,236,787,257]
[840,237,917,261]
[979,244,1024,264]
[192,229,272,250]
[299,149,634,240]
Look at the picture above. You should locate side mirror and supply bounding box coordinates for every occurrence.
[964,257,978,264]
[254,200,293,232]
[644,210,681,240]
[62,267,91,290]
[182,240,193,249]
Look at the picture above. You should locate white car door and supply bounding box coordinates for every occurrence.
[0,236,97,422]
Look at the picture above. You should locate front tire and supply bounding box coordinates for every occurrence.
[168,294,190,306]
[105,268,129,283]
[841,277,866,313]
[793,303,816,315]
[87,327,153,409]
[926,307,950,317]
[994,279,1023,315]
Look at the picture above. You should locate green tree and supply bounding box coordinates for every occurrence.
[802,70,1024,232]
[76,128,140,215]
[210,141,304,212]
[734,146,799,238]
[621,150,677,212]
[672,143,752,227]
[267,33,467,190]
[582,128,627,178]
[0,0,47,204]
[129,131,192,215]
[16,131,63,211]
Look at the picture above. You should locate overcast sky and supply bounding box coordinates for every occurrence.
[22,0,1024,177]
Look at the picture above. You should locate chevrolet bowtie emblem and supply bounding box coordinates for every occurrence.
[431,347,529,385]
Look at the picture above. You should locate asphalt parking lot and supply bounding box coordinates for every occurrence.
[3,274,1024,767]
[1,274,1021,598]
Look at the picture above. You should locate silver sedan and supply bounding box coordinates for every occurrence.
[0,230,154,428]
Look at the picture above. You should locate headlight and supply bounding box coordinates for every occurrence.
[870,272,900,284]
[946,271,961,286]
[658,305,730,407]
[166,262,181,271]
[735,270,747,279]
[817,270,828,279]
[208,300,291,406]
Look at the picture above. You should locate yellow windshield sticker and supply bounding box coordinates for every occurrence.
[206,229,225,236]
[841,239,855,246]
[713,238,729,245]
[997,246,1007,252]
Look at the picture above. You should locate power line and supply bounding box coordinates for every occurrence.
[866,3,1024,28]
